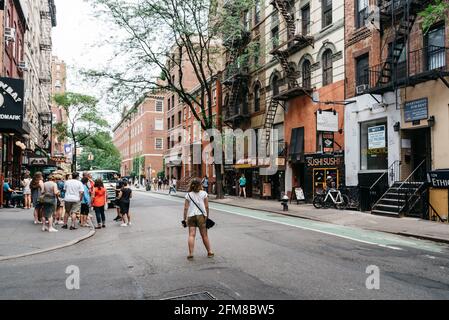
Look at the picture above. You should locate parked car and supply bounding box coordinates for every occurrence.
[88,170,119,208]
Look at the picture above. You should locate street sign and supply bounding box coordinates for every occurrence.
[427,170,449,189]
[404,98,428,122]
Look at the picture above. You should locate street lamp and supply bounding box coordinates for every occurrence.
[88,153,94,170]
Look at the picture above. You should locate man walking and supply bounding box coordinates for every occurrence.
[62,172,84,230]
[169,177,177,195]
[202,176,209,194]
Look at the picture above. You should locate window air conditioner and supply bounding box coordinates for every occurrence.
[356,84,369,95]
[18,61,28,71]
[5,27,16,42]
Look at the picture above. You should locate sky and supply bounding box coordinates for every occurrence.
[52,0,121,126]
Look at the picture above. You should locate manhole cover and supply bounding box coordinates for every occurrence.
[162,291,216,300]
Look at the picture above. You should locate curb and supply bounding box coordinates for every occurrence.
[142,190,449,245]
[0,229,96,262]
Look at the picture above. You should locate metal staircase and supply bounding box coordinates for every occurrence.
[372,0,431,88]
[260,99,283,156]
[372,160,428,217]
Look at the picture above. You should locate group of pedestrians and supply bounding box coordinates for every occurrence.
[25,171,111,232]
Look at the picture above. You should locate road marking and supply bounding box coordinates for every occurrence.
[142,192,445,253]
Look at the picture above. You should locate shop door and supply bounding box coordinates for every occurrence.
[410,128,431,181]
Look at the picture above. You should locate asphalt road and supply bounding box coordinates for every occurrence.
[1,191,449,300]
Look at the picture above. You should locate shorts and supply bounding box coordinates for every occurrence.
[57,198,65,208]
[119,201,130,214]
[81,203,90,216]
[187,215,206,228]
[65,201,81,215]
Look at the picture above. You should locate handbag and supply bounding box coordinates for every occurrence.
[39,193,55,205]
[188,193,215,229]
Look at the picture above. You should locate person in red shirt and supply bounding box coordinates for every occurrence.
[92,179,107,229]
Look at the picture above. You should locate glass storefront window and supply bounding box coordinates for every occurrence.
[360,119,388,170]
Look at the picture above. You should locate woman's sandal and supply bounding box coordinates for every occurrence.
[207,252,215,258]
[187,255,194,260]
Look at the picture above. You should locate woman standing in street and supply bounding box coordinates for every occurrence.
[239,174,247,199]
[80,177,91,227]
[92,178,107,229]
[118,181,132,227]
[183,178,214,260]
[30,172,44,224]
[22,173,32,209]
[41,175,59,232]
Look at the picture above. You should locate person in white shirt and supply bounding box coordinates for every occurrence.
[62,172,84,230]
[182,178,213,260]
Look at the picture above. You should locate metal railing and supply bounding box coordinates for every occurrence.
[364,46,449,90]
[397,159,427,217]
[368,160,401,210]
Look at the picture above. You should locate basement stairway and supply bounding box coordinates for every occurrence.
[372,181,427,217]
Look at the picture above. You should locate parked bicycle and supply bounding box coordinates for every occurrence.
[313,187,349,210]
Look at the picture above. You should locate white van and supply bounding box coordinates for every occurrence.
[88,170,119,207]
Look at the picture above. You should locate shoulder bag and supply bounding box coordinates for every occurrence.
[188,193,215,229]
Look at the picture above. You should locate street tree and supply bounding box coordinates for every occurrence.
[53,92,109,172]
[78,131,121,171]
[420,0,449,33]
[85,0,256,199]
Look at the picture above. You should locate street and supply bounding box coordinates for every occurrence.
[1,191,449,300]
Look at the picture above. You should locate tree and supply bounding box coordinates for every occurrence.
[85,0,256,198]
[78,131,121,171]
[53,92,109,172]
[419,0,449,33]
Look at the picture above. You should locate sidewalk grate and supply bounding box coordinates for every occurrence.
[162,291,216,300]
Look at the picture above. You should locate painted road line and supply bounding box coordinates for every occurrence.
[143,192,446,253]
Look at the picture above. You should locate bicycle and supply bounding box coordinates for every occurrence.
[313,188,349,210]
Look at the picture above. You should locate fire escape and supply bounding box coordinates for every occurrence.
[222,3,251,129]
[364,0,449,95]
[261,0,314,155]
[365,0,449,218]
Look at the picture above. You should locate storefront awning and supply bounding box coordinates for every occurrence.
[289,127,304,163]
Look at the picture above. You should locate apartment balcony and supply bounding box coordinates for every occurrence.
[223,103,250,128]
[223,29,251,49]
[360,46,449,95]
[222,64,250,86]
[378,0,432,23]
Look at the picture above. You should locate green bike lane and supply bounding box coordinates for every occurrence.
[144,192,448,254]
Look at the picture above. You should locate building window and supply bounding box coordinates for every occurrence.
[167,118,170,130]
[254,0,261,24]
[360,119,388,170]
[167,137,170,149]
[302,59,312,89]
[155,119,163,130]
[171,115,175,128]
[254,41,261,67]
[356,54,369,86]
[301,4,311,36]
[356,0,369,28]
[168,98,171,110]
[322,0,332,29]
[271,74,280,97]
[155,138,163,150]
[178,111,182,125]
[244,10,250,31]
[322,49,333,86]
[254,83,261,112]
[271,26,280,50]
[172,95,175,110]
[156,100,163,112]
[425,24,446,70]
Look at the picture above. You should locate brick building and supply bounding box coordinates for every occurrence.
[113,92,167,182]
[50,56,67,159]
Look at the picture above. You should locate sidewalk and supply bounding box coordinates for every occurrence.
[146,188,449,244]
[0,207,95,261]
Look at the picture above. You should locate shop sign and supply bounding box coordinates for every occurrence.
[51,156,67,163]
[0,77,25,132]
[427,170,449,189]
[322,132,334,153]
[305,154,344,168]
[368,125,386,149]
[29,157,48,166]
[317,110,339,132]
[404,98,428,123]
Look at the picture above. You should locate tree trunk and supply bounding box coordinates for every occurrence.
[71,142,77,173]
[214,163,224,199]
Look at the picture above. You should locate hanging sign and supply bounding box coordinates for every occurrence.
[404,98,428,122]
[317,110,339,132]
[0,77,25,132]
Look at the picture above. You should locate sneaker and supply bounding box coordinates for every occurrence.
[70,226,77,230]
[57,221,64,225]
[127,222,132,226]
[34,221,38,225]
[120,223,128,227]
[49,227,58,233]
[41,227,48,232]
[61,224,68,229]
[95,225,102,230]
[102,225,106,228]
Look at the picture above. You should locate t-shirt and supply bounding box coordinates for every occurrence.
[82,185,91,204]
[57,181,65,198]
[64,179,84,202]
[120,188,132,203]
[185,191,208,217]
[239,177,246,186]
[3,183,11,192]
[92,187,107,207]
[202,179,209,187]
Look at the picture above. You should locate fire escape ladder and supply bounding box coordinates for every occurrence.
[271,0,296,39]
[261,99,282,155]
[226,77,242,120]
